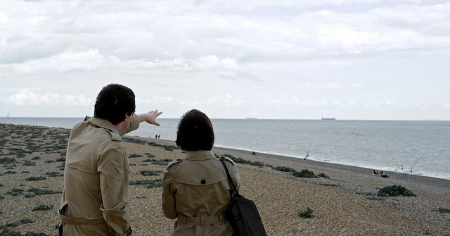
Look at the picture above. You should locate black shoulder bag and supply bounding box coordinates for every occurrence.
[220,157,268,236]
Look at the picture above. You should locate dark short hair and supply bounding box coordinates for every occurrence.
[94,84,136,125]
[176,109,215,151]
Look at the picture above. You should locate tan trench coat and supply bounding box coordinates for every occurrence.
[162,151,241,236]
[58,115,139,236]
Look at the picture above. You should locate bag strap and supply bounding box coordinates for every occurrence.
[220,157,239,197]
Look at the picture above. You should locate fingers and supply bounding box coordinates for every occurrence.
[148,110,162,126]
[150,110,163,116]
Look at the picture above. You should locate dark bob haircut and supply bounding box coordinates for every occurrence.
[176,109,215,151]
[94,84,136,125]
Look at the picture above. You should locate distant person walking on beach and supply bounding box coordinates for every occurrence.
[162,109,241,236]
[58,84,162,236]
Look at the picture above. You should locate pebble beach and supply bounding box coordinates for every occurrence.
[1,123,449,235]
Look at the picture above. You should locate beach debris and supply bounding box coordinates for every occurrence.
[304,142,314,160]
[408,156,424,173]
[395,164,404,172]
[380,171,389,178]
[304,151,309,160]
[350,132,364,137]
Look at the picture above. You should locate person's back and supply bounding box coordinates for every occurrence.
[59,84,162,236]
[60,116,137,235]
[162,109,240,236]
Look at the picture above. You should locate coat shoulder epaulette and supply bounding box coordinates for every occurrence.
[107,129,122,142]
[220,156,235,165]
[166,159,182,169]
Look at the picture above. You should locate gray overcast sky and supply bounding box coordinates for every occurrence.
[1,0,450,120]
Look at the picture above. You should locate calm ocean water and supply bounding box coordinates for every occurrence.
[1,117,449,180]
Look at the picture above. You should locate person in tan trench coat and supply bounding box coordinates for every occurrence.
[162,109,241,236]
[58,84,162,236]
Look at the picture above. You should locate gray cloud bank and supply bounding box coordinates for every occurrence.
[1,0,449,119]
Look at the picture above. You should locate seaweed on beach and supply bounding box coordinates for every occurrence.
[377,185,415,197]
[438,208,450,213]
[0,157,15,164]
[293,169,318,178]
[222,154,253,165]
[146,179,163,188]
[273,166,297,173]
[0,219,33,229]
[22,161,36,166]
[6,188,24,196]
[252,161,264,167]
[25,176,46,181]
[317,173,330,179]
[123,137,180,152]
[25,187,61,198]
[45,171,63,177]
[129,154,143,158]
[0,231,21,236]
[0,231,49,236]
[0,139,8,146]
[298,207,315,218]
[140,170,163,176]
[143,158,173,166]
[32,204,53,211]
[123,137,148,145]
[144,153,155,158]
[129,178,163,188]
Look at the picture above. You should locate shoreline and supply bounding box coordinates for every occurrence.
[155,138,450,188]
[2,118,449,181]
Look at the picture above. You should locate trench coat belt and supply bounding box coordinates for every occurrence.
[178,213,226,226]
[58,212,105,225]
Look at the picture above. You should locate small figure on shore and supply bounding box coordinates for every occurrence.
[158,135,161,139]
[155,134,158,139]
[304,151,309,160]
[252,151,256,155]
[373,170,379,175]
[380,171,389,178]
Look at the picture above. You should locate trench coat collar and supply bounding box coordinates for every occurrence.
[184,150,216,161]
[85,116,120,135]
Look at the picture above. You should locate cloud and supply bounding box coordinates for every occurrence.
[364,100,396,107]
[304,82,344,89]
[8,90,92,106]
[1,0,449,120]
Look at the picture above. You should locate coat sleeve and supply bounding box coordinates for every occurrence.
[120,114,140,136]
[98,141,131,235]
[162,167,178,219]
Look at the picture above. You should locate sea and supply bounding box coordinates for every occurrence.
[1,117,449,181]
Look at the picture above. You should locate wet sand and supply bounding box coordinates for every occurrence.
[1,124,449,235]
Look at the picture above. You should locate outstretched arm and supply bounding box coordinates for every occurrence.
[138,110,163,126]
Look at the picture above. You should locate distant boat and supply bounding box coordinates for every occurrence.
[6,113,9,119]
[246,117,257,120]
[321,117,336,120]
